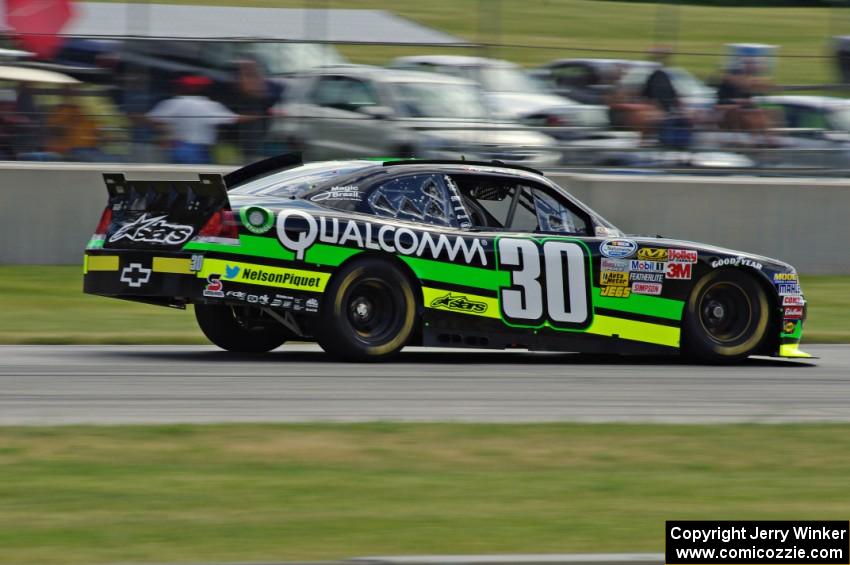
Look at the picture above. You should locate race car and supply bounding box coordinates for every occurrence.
[83,154,810,362]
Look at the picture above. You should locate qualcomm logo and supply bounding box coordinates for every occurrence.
[224,265,240,279]
[120,263,152,288]
[275,209,488,266]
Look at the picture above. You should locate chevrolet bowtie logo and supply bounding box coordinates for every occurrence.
[120,263,152,288]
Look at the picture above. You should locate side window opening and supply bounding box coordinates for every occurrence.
[452,174,590,235]
[365,174,456,227]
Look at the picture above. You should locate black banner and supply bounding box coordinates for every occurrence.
[666,521,849,564]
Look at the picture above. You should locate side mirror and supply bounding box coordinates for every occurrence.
[359,105,394,120]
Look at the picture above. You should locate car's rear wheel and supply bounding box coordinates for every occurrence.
[682,269,771,363]
[316,258,417,361]
[195,304,290,353]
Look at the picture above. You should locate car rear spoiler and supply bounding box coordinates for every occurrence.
[223,153,303,189]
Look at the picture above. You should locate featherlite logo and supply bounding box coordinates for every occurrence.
[276,210,488,266]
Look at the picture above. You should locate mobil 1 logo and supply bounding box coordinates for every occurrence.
[496,238,592,330]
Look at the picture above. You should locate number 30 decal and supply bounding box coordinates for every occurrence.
[497,238,591,329]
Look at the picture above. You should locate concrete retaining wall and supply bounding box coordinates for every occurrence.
[1,164,847,274]
[551,172,848,275]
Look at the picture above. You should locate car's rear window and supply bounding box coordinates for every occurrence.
[229,161,375,198]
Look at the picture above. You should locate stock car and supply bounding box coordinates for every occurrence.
[83,154,810,362]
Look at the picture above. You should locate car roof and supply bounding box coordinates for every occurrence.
[758,95,850,110]
[300,64,476,85]
[542,58,658,69]
[391,55,515,68]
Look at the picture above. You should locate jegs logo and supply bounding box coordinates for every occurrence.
[430,293,487,314]
[109,214,194,245]
[276,210,488,266]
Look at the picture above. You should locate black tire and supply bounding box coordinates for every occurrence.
[682,268,771,363]
[194,304,290,353]
[316,258,417,361]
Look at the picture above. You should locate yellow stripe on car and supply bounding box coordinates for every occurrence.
[199,258,330,292]
[779,344,813,358]
[83,255,119,274]
[586,315,680,348]
[152,257,193,275]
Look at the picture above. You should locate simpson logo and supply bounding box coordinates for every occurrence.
[630,260,665,273]
[203,274,224,298]
[630,271,664,283]
[783,295,805,306]
[665,262,692,280]
[778,283,802,296]
[637,248,667,261]
[599,239,637,259]
[711,256,763,270]
[784,306,804,319]
[667,248,698,263]
[600,286,631,298]
[601,258,630,272]
[774,272,799,282]
[631,282,662,295]
[109,214,194,245]
[430,293,488,314]
[276,209,487,266]
[600,271,629,287]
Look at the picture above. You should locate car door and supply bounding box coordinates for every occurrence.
[304,75,386,159]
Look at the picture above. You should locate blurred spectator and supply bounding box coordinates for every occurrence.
[45,85,109,161]
[0,89,23,159]
[716,58,774,144]
[119,70,161,163]
[232,59,281,161]
[147,75,246,164]
[607,72,662,145]
[641,46,692,149]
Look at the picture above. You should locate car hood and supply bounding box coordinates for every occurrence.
[628,235,794,272]
[404,120,555,147]
[484,92,576,118]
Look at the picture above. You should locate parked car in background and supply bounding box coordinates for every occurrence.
[271,65,561,167]
[530,58,657,104]
[389,55,608,133]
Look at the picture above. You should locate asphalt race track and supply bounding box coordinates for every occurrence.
[0,344,847,425]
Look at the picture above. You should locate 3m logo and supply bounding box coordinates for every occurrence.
[637,248,667,261]
[430,293,487,314]
[666,262,693,280]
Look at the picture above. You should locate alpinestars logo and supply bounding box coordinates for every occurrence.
[430,293,487,314]
[276,210,488,266]
[109,214,194,245]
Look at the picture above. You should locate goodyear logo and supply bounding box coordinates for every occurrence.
[601,271,629,287]
[430,293,487,314]
[200,258,329,292]
[637,248,667,261]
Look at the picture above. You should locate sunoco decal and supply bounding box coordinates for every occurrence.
[240,206,275,235]
[276,210,488,266]
[600,239,637,259]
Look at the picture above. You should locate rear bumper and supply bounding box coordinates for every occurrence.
[84,251,198,306]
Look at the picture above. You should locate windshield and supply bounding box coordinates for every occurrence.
[230,161,373,197]
[242,43,345,75]
[829,108,850,132]
[478,66,540,93]
[391,81,488,119]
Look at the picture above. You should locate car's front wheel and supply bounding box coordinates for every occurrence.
[316,258,417,361]
[195,304,290,353]
[682,269,771,363]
